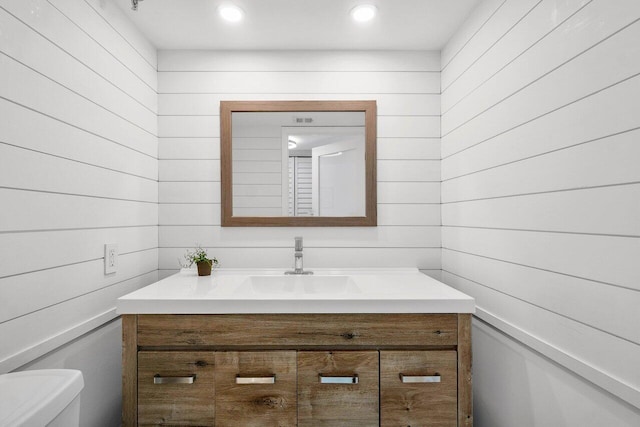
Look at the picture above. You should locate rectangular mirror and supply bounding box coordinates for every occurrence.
[221,100,377,226]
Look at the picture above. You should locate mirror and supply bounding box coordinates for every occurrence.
[221,101,377,226]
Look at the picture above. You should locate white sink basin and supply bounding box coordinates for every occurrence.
[239,275,361,295]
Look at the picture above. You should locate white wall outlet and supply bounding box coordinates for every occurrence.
[105,243,118,275]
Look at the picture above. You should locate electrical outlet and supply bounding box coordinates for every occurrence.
[105,243,117,274]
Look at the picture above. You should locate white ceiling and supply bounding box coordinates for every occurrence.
[114,0,480,50]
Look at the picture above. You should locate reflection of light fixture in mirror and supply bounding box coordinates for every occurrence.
[321,152,343,157]
[288,139,297,149]
[218,4,244,22]
[350,4,377,22]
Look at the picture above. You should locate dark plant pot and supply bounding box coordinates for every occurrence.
[196,261,212,276]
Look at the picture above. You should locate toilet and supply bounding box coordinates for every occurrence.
[0,369,84,426]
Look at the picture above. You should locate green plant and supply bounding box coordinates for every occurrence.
[181,246,219,268]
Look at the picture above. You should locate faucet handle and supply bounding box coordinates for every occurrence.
[294,236,303,251]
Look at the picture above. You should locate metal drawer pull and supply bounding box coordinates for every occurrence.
[153,374,195,384]
[400,374,441,383]
[319,374,359,384]
[235,375,276,384]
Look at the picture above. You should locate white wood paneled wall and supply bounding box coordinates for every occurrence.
[0,0,158,373]
[441,0,640,416]
[158,51,442,278]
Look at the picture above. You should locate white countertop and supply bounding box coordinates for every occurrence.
[116,268,475,314]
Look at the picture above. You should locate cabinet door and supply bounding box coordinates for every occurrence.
[138,351,215,426]
[380,351,457,427]
[214,351,296,426]
[298,351,379,426]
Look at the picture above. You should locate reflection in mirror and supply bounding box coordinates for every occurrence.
[221,101,377,227]
[232,112,365,217]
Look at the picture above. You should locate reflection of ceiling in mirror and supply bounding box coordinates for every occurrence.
[232,111,364,129]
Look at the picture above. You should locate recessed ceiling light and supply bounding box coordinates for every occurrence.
[288,139,298,149]
[218,4,244,22]
[350,4,377,22]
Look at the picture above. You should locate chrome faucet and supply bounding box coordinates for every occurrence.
[285,236,313,275]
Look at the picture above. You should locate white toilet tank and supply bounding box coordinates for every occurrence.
[0,369,84,427]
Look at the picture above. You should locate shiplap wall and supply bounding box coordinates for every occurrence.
[0,0,158,422]
[158,50,442,277]
[441,0,640,423]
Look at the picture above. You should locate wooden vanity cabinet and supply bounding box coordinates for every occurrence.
[123,314,472,427]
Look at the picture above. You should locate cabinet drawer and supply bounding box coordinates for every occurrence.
[214,351,296,426]
[380,350,457,427]
[298,351,379,426]
[137,314,458,347]
[138,351,215,426]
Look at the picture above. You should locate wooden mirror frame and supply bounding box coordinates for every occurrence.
[221,100,377,227]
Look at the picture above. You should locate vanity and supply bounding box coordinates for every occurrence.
[118,268,474,426]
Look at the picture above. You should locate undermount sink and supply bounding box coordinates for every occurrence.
[238,275,361,295]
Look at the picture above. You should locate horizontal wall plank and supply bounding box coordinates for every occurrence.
[442,130,640,203]
[159,203,221,226]
[0,249,158,323]
[159,225,440,248]
[441,75,640,180]
[0,271,158,372]
[378,116,440,138]
[0,144,158,203]
[377,138,439,160]
[441,0,541,91]
[378,204,441,226]
[442,184,640,236]
[0,227,157,278]
[441,0,505,68]
[442,249,640,344]
[158,116,217,138]
[0,189,158,232]
[0,99,157,179]
[232,173,281,185]
[233,149,281,161]
[442,0,590,112]
[0,0,157,111]
[158,71,440,94]
[379,182,440,204]
[159,138,220,160]
[442,8,640,155]
[159,182,220,203]
[442,271,640,395]
[442,227,640,290]
[233,186,282,198]
[0,8,157,134]
[159,50,441,72]
[160,247,441,270]
[158,93,440,116]
[158,203,440,227]
[378,160,440,182]
[159,160,220,182]
[0,54,157,157]
[158,115,440,139]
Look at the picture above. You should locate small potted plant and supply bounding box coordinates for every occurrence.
[183,246,219,276]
